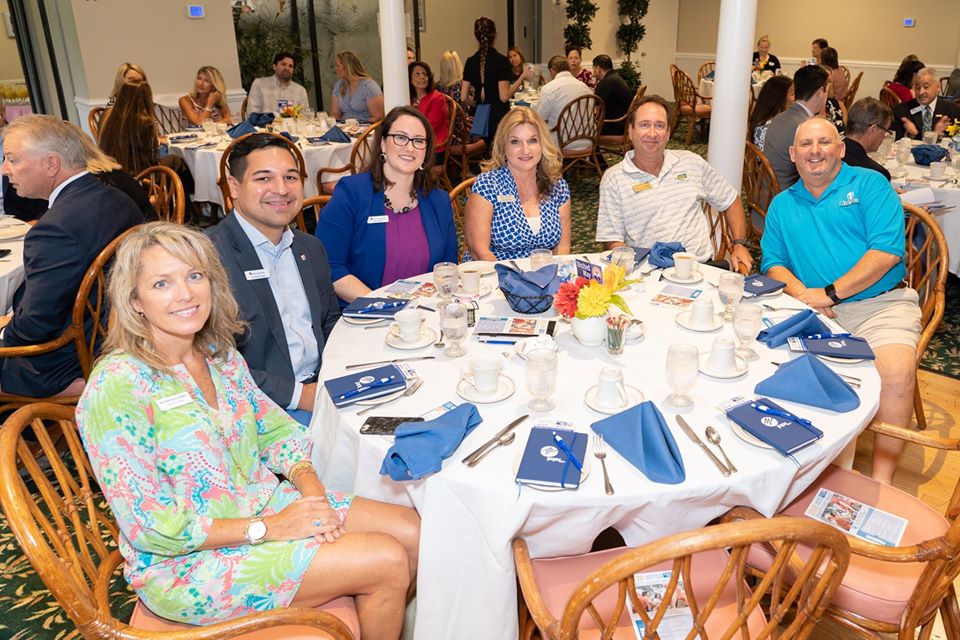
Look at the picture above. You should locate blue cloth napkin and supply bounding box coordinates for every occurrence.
[227,119,256,139]
[494,263,561,296]
[590,401,686,484]
[320,126,351,143]
[649,241,685,268]
[911,144,948,166]
[756,309,829,348]
[248,112,275,128]
[380,403,483,481]
[755,354,860,412]
[514,99,531,107]
[278,131,299,143]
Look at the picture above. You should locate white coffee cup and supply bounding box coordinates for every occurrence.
[459,267,481,296]
[393,308,424,343]
[930,161,947,179]
[345,118,359,128]
[688,298,716,329]
[706,337,739,373]
[673,252,698,280]
[466,355,502,394]
[595,367,627,408]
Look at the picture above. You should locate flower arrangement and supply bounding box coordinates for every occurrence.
[554,265,634,319]
[946,118,960,154]
[280,104,303,119]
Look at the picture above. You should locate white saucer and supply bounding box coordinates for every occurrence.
[698,353,748,378]
[343,315,389,326]
[0,223,30,241]
[385,325,437,350]
[626,320,645,342]
[663,268,704,285]
[584,384,644,414]
[512,447,591,491]
[817,355,866,365]
[454,283,494,298]
[354,387,406,406]
[463,261,496,276]
[456,375,516,403]
[924,169,953,181]
[729,422,772,449]
[675,310,724,332]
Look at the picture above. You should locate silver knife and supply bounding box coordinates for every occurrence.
[674,415,731,476]
[344,356,436,370]
[462,414,529,466]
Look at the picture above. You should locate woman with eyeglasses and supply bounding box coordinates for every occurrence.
[316,106,458,304]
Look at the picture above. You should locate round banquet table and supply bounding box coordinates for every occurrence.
[166,134,354,208]
[308,256,880,640]
[0,221,29,313]
[894,156,960,276]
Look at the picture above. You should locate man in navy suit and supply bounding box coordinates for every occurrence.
[207,134,340,425]
[893,67,960,140]
[0,115,143,396]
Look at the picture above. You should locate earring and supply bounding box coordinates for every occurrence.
[419,163,426,171]
[380,153,387,163]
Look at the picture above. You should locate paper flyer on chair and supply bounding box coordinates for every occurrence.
[629,570,694,640]
[804,488,907,546]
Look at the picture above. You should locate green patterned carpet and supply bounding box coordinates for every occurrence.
[0,123,956,640]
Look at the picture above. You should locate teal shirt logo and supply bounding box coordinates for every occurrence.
[838,191,860,207]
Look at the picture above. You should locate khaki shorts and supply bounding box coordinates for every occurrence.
[833,287,922,350]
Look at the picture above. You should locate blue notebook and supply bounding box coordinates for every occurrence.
[342,297,411,318]
[603,246,652,266]
[324,364,407,407]
[515,427,588,489]
[742,274,786,297]
[787,335,876,360]
[726,398,823,456]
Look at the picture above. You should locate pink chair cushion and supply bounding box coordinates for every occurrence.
[129,596,360,639]
[750,464,949,625]
[528,546,767,639]
[679,103,712,116]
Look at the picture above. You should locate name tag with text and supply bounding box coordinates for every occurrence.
[367,215,389,224]
[909,105,924,115]
[497,194,516,203]
[156,392,193,411]
[244,269,269,281]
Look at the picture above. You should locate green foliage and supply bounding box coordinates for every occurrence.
[232,6,309,92]
[564,0,599,51]
[616,0,649,63]
[617,60,642,90]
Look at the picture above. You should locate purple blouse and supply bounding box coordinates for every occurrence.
[382,204,431,285]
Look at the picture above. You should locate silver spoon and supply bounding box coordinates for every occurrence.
[705,426,737,473]
[466,431,516,467]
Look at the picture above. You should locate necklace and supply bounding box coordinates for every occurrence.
[384,189,418,214]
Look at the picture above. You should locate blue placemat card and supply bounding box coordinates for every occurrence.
[787,335,875,360]
[342,297,411,318]
[726,398,823,456]
[324,364,407,407]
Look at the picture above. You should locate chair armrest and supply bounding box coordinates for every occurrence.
[0,329,78,359]
[119,607,356,640]
[867,419,960,451]
[316,164,354,191]
[512,538,561,640]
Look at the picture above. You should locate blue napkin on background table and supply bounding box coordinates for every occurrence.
[494,263,561,296]
[227,119,256,139]
[755,354,860,412]
[756,309,829,348]
[320,126,351,143]
[514,99,531,107]
[649,241,685,268]
[278,131,299,143]
[248,112,275,128]
[590,401,686,484]
[911,144,948,166]
[380,403,483,481]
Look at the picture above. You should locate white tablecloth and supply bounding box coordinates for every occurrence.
[309,259,880,640]
[167,136,354,208]
[898,160,960,276]
[0,227,28,313]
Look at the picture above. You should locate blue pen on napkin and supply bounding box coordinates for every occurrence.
[553,433,583,472]
[804,333,852,339]
[751,402,813,427]
[355,301,406,314]
[337,375,397,400]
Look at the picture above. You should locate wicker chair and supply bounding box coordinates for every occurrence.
[702,202,748,275]
[742,141,781,239]
[443,97,487,184]
[941,76,950,96]
[218,132,307,211]
[843,71,864,111]
[880,82,902,109]
[135,165,185,224]
[672,66,711,144]
[697,61,715,84]
[840,65,851,87]
[295,195,332,233]
[514,517,849,640]
[0,403,358,640]
[448,176,476,261]
[88,106,107,141]
[153,104,183,137]
[597,85,646,158]
[315,121,380,195]
[552,94,604,178]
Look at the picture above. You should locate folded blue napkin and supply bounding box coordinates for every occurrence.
[320,126,351,143]
[755,354,860,412]
[248,112,275,128]
[495,263,561,297]
[380,403,483,481]
[590,401,686,484]
[911,144,948,166]
[227,119,256,139]
[168,133,198,143]
[756,309,829,348]
[278,131,299,143]
[649,241,685,268]
[514,99,531,107]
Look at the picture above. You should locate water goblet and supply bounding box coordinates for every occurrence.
[665,344,699,409]
[526,347,558,412]
[732,303,763,360]
[718,272,745,321]
[529,248,553,271]
[895,145,912,167]
[433,262,459,301]
[439,301,468,358]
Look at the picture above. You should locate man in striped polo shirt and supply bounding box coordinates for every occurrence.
[595,95,752,273]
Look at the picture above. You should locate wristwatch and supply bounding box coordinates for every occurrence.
[824,283,843,305]
[731,237,749,247]
[245,516,267,545]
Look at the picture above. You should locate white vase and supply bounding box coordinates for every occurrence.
[571,315,607,346]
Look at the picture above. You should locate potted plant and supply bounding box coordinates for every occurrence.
[615,0,649,90]
[554,265,634,346]
[564,0,599,52]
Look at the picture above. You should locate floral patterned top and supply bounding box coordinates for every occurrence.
[575,68,596,90]
[76,349,352,624]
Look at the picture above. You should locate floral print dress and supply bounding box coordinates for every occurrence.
[76,350,352,624]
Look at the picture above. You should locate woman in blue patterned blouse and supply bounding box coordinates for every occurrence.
[463,107,571,261]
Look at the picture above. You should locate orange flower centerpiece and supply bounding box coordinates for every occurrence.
[554,265,634,346]
[280,104,303,119]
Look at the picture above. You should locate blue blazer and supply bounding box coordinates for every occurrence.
[206,213,341,408]
[316,173,458,301]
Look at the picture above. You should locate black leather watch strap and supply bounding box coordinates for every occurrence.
[824,283,842,305]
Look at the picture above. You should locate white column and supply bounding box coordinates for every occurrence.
[379,0,410,112]
[706,0,757,189]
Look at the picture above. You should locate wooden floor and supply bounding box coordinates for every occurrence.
[809,368,960,640]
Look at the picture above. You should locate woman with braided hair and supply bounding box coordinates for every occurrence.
[461,16,513,142]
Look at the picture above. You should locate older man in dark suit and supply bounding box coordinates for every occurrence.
[893,67,960,140]
[207,134,340,425]
[0,115,143,397]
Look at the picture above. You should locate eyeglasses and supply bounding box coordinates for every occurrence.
[386,133,428,150]
[873,123,894,135]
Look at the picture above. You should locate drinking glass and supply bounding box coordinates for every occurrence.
[732,303,763,360]
[895,145,912,167]
[717,272,745,321]
[665,344,699,409]
[529,248,553,271]
[433,262,459,301]
[440,301,468,358]
[202,120,217,137]
[526,347,558,412]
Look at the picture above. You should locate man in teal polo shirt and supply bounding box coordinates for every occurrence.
[761,117,921,485]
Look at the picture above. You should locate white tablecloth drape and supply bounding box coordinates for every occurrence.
[898,160,960,276]
[0,230,28,313]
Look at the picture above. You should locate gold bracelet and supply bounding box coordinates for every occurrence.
[287,460,316,483]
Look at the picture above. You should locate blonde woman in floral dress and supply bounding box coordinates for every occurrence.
[76,223,419,639]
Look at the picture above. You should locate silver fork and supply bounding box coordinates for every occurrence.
[433,328,445,349]
[593,434,614,496]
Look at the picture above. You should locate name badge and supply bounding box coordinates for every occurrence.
[497,194,516,203]
[244,269,269,281]
[367,215,389,224]
[633,182,653,193]
[909,105,923,115]
[156,392,192,411]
